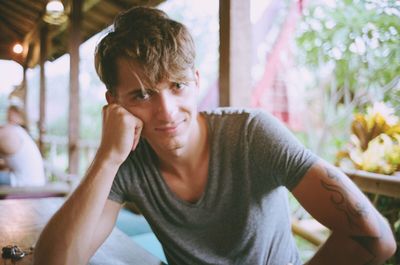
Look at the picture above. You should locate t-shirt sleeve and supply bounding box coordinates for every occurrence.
[108,170,126,204]
[247,111,318,191]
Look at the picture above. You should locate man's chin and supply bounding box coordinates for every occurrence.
[165,140,184,151]
[160,138,186,153]
[146,136,183,152]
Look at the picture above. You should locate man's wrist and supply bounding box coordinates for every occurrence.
[95,147,127,167]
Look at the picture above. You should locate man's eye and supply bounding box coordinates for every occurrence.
[136,93,150,100]
[174,82,188,90]
[133,90,153,101]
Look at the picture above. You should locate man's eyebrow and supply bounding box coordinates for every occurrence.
[126,87,157,95]
[125,88,147,94]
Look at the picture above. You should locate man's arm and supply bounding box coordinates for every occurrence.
[292,160,396,265]
[33,157,123,265]
[33,104,143,265]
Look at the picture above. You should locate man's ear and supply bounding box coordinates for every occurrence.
[105,91,116,104]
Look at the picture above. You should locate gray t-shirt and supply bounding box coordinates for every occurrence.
[109,108,317,265]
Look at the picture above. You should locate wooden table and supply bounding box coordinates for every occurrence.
[0,198,165,265]
[342,168,400,199]
[0,182,71,199]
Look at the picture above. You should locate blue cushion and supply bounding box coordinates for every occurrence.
[116,209,167,263]
[115,208,153,236]
[131,233,167,263]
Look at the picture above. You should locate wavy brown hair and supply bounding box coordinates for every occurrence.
[94,6,196,95]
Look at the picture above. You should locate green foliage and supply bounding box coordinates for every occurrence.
[294,0,400,161]
[297,0,400,106]
[80,102,102,140]
[47,118,68,136]
[296,3,400,262]
[367,194,400,265]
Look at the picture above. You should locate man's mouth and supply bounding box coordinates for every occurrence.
[155,119,185,133]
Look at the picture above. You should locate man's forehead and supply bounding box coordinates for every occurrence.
[116,57,195,88]
[116,58,148,80]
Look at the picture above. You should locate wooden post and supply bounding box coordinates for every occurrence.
[68,0,83,175]
[22,67,27,109]
[38,25,48,155]
[21,66,28,129]
[219,0,252,107]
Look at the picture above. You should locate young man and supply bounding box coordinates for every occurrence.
[33,6,396,265]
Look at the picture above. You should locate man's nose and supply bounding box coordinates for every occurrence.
[156,89,178,121]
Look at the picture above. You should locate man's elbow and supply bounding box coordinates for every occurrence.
[33,241,87,265]
[379,233,397,261]
[370,216,397,262]
[33,227,76,265]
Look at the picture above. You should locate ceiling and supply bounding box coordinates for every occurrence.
[0,0,164,67]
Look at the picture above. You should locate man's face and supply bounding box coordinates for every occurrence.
[111,58,200,153]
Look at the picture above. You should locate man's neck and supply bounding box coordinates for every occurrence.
[157,114,209,180]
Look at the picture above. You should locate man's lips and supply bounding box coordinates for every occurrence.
[155,120,185,132]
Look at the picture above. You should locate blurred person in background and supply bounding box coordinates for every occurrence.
[0,104,45,186]
[7,104,28,130]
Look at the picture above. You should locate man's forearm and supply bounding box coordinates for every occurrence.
[307,216,396,265]
[33,151,120,265]
[294,162,397,265]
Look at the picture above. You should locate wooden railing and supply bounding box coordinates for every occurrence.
[41,135,99,178]
[341,168,400,199]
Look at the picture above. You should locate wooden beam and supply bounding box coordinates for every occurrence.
[68,0,83,175]
[82,18,100,33]
[22,66,27,112]
[97,1,123,17]
[0,16,24,40]
[0,2,36,32]
[88,7,114,24]
[0,0,39,21]
[13,0,43,12]
[83,0,103,12]
[219,0,252,107]
[38,25,48,155]
[85,11,110,27]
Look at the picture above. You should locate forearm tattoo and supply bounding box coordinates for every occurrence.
[321,166,391,264]
[320,166,368,229]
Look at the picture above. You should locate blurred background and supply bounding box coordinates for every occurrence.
[0,0,399,263]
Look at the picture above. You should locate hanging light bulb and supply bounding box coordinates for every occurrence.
[13,43,23,54]
[43,0,67,25]
[46,0,64,13]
